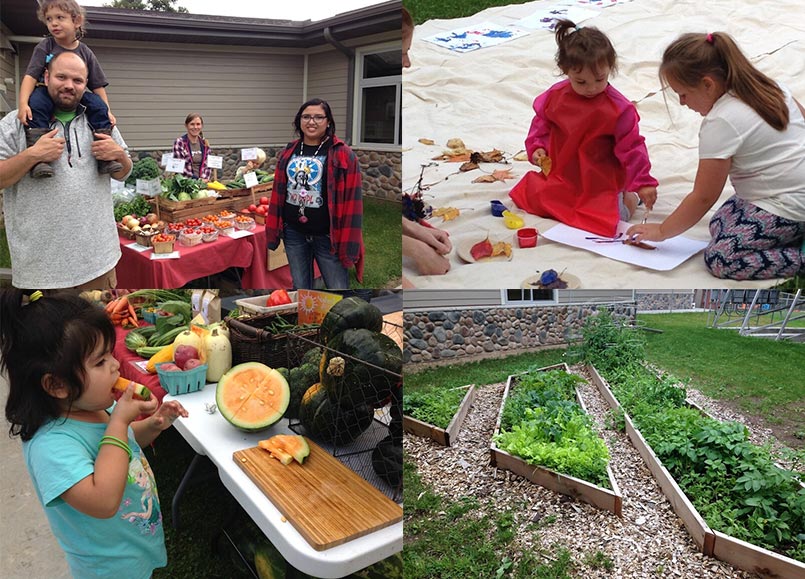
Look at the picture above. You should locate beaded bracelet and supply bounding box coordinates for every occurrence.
[99,435,132,461]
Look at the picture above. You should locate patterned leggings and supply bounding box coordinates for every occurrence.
[704,196,804,280]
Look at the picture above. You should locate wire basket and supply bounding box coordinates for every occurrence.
[225,312,320,370]
[285,321,403,502]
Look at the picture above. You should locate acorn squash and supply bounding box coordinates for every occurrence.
[298,383,373,445]
[320,297,383,344]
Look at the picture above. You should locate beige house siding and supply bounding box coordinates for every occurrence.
[306,49,349,129]
[0,24,17,116]
[405,289,637,310]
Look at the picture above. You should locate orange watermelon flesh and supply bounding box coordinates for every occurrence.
[216,363,290,432]
[259,434,310,465]
[113,376,152,401]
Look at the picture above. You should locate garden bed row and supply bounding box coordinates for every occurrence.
[587,364,805,579]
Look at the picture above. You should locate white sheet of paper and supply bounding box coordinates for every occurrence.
[423,22,531,53]
[241,147,258,160]
[136,178,161,196]
[517,6,601,30]
[160,153,172,167]
[243,171,259,187]
[207,155,223,169]
[541,222,709,271]
[166,158,185,173]
[124,241,151,253]
[226,228,253,239]
[150,251,181,260]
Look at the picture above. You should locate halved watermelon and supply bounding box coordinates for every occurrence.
[258,434,310,465]
[216,362,290,432]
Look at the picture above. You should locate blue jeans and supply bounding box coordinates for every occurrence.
[28,86,111,130]
[282,225,350,289]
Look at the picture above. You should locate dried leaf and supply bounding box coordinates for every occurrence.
[491,241,512,258]
[472,168,515,183]
[432,148,473,162]
[513,150,529,162]
[470,237,493,260]
[538,156,552,177]
[459,161,479,172]
[446,138,466,150]
[418,138,435,145]
[431,207,460,222]
[443,152,472,163]
[477,149,505,163]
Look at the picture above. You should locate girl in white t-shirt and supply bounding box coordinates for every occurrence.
[627,31,805,280]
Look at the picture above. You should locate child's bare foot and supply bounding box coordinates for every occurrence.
[624,191,639,219]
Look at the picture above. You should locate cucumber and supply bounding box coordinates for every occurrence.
[152,325,189,347]
[136,346,165,358]
[137,325,158,338]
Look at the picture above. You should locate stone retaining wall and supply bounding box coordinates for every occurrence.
[404,303,637,365]
[129,146,401,201]
[636,291,696,312]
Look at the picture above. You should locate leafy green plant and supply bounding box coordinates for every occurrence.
[566,308,645,374]
[403,387,468,430]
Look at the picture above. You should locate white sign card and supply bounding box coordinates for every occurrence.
[207,155,223,169]
[160,153,172,167]
[243,171,259,188]
[241,148,258,161]
[227,228,253,239]
[124,241,151,253]
[136,178,161,197]
[541,222,708,271]
[166,158,186,173]
[150,250,181,260]
[111,178,126,193]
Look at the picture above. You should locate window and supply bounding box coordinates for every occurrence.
[355,43,401,147]
[504,289,556,303]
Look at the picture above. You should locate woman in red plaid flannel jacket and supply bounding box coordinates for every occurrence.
[266,98,364,288]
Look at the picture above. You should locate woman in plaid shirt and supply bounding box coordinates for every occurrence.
[172,113,211,181]
[266,98,364,289]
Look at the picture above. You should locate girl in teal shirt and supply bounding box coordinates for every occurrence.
[1,289,188,579]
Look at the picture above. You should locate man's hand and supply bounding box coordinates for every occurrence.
[31,128,65,163]
[91,131,126,162]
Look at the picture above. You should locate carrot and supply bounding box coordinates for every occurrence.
[112,296,129,315]
[127,302,138,323]
[105,299,118,313]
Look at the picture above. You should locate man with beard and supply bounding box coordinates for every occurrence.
[0,51,131,289]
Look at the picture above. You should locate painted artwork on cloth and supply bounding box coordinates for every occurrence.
[423,22,530,53]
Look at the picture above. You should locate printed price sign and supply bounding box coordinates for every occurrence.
[243,171,259,188]
[207,155,223,169]
[136,178,161,196]
[166,157,186,173]
[160,153,172,167]
[241,147,258,161]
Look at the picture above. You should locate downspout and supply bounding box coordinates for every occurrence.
[323,26,354,144]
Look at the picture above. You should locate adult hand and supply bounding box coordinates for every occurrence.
[91,131,125,162]
[636,186,657,211]
[17,106,33,126]
[29,128,65,163]
[625,222,666,243]
[531,148,547,165]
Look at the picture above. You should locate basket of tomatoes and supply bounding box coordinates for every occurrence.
[178,228,203,247]
[234,215,255,231]
[152,233,176,254]
[216,220,234,235]
[199,225,219,243]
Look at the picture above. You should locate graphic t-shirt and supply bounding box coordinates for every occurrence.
[282,139,331,235]
[22,415,167,579]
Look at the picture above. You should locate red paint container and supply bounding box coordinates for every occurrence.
[516,227,538,248]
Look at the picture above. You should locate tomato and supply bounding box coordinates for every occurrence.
[255,205,267,215]
[260,196,269,206]
[241,208,251,214]
[266,289,292,307]
[248,204,257,212]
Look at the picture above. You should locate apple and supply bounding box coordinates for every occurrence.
[174,345,200,370]
[159,363,182,372]
[259,196,269,206]
[248,204,257,212]
[255,205,267,215]
[241,208,251,214]
[183,358,204,370]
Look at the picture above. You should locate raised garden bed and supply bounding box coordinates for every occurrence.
[587,363,805,578]
[403,384,476,446]
[490,363,622,516]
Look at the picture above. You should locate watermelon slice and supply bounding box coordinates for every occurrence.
[216,363,290,432]
[258,434,310,465]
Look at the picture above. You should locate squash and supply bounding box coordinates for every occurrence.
[173,329,206,363]
[320,328,402,408]
[320,297,383,344]
[371,434,402,487]
[253,542,286,579]
[258,434,310,465]
[205,327,232,383]
[146,343,174,373]
[286,362,319,419]
[298,383,373,445]
[216,362,290,432]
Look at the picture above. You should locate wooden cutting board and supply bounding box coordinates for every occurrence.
[233,439,402,551]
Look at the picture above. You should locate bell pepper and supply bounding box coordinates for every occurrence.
[266,289,292,307]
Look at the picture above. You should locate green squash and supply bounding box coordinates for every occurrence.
[320,297,383,344]
[371,434,402,488]
[299,383,374,446]
[286,362,319,419]
[320,329,402,409]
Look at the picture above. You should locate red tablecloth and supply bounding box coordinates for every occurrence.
[114,326,167,403]
[115,225,293,289]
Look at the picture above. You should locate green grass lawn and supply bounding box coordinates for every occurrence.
[0,227,10,269]
[356,197,401,289]
[405,0,534,24]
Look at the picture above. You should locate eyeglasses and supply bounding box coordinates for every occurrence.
[301,114,327,123]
